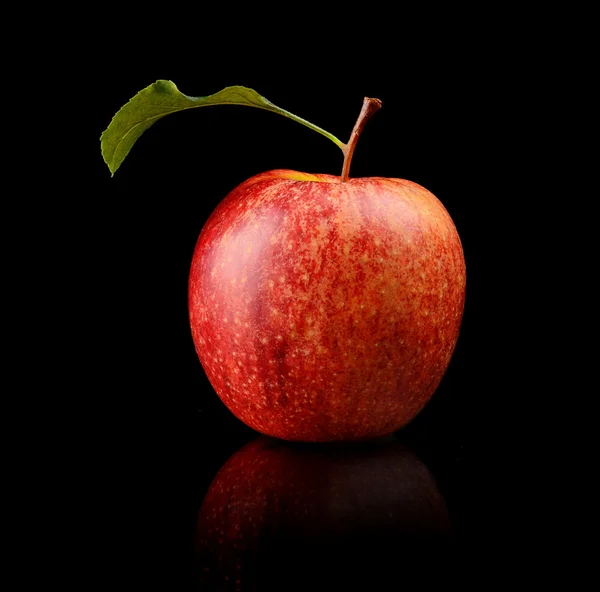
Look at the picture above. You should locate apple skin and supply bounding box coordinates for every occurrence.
[194,436,454,590]
[189,169,466,441]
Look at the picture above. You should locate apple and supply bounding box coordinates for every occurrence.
[101,85,466,441]
[194,436,454,589]
[188,99,465,440]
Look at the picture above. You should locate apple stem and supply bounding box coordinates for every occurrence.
[340,97,382,182]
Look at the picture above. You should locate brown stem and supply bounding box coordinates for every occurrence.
[340,97,382,182]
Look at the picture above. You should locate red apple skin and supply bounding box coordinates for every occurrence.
[189,169,466,441]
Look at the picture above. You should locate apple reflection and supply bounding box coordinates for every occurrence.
[194,436,457,590]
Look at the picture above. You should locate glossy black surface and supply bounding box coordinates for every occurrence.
[90,412,469,588]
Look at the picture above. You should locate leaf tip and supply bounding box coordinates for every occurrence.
[107,160,119,176]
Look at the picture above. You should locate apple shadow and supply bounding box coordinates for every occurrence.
[194,435,459,590]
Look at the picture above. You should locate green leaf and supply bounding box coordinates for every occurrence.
[100,80,345,175]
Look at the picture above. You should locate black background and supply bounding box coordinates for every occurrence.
[60,23,560,589]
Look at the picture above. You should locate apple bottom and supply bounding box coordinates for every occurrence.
[193,276,459,441]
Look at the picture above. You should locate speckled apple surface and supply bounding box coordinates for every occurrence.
[189,170,466,441]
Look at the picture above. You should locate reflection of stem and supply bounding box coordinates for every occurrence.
[340,97,382,183]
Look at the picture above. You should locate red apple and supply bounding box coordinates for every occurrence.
[189,167,466,441]
[101,86,466,441]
